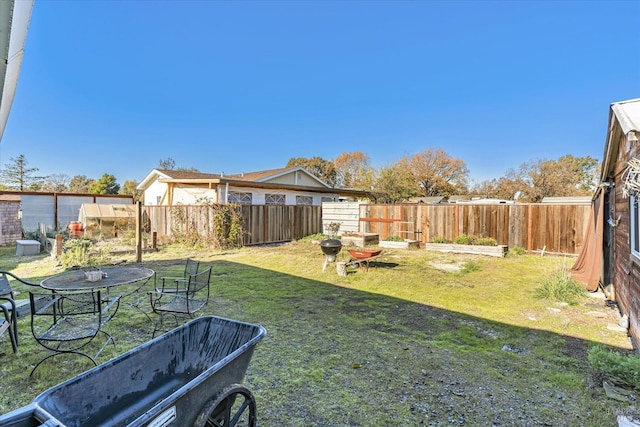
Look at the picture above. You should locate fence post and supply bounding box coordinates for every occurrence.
[55,234,62,257]
[136,201,142,262]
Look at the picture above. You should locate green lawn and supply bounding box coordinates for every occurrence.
[0,242,634,426]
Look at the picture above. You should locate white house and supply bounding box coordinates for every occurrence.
[137,167,369,206]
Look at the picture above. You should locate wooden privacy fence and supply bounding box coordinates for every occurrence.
[143,204,322,246]
[359,203,591,255]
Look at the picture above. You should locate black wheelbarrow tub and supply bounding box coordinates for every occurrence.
[0,316,265,427]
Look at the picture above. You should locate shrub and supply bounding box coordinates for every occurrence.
[431,236,450,243]
[431,235,497,246]
[509,246,526,256]
[170,198,245,249]
[326,222,341,237]
[384,236,405,242]
[298,233,328,242]
[453,234,474,245]
[534,268,586,305]
[60,239,112,267]
[473,236,497,246]
[588,345,640,389]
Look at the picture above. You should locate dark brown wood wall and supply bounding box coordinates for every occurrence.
[611,130,640,346]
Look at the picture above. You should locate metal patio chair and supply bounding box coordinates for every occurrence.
[0,270,41,348]
[0,271,40,317]
[0,296,17,353]
[29,290,120,376]
[156,258,200,293]
[149,267,212,337]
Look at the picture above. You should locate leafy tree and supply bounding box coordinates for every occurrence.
[286,156,337,187]
[41,174,71,192]
[0,154,45,191]
[120,179,140,200]
[69,175,94,193]
[370,165,417,203]
[524,155,598,202]
[333,151,374,189]
[88,173,120,194]
[404,148,469,196]
[472,154,600,202]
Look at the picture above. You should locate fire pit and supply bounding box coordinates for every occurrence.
[320,238,343,271]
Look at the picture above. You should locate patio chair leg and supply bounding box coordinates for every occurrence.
[152,313,180,338]
[30,351,98,377]
[7,324,17,354]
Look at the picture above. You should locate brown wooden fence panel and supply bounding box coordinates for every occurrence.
[507,205,527,249]
[295,206,322,239]
[359,203,590,255]
[141,203,587,254]
[422,204,457,242]
[142,204,321,247]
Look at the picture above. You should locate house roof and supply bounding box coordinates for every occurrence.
[541,196,592,205]
[611,98,640,136]
[138,167,370,198]
[80,203,137,220]
[0,194,20,202]
[154,166,329,185]
[601,98,640,183]
[409,196,448,204]
[0,0,34,142]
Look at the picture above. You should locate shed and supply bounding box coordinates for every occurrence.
[0,195,22,245]
[572,98,640,349]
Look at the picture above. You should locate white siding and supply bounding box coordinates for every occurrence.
[172,187,217,205]
[145,180,167,205]
[322,202,361,234]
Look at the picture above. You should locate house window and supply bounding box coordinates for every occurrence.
[296,196,313,205]
[631,196,640,260]
[228,192,252,205]
[321,196,334,203]
[265,194,285,205]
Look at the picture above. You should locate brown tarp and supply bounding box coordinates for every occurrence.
[570,193,603,292]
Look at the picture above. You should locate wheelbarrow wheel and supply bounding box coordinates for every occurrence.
[194,384,257,427]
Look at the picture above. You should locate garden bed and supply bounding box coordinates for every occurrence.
[379,239,420,249]
[425,242,508,257]
[340,233,379,247]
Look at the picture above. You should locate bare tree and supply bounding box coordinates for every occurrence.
[41,174,71,192]
[158,158,176,170]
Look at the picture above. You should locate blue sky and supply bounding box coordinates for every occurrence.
[2,0,639,187]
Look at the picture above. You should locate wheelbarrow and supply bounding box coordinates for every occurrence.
[0,316,266,427]
[347,248,382,271]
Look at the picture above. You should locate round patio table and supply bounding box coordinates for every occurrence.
[41,266,155,291]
